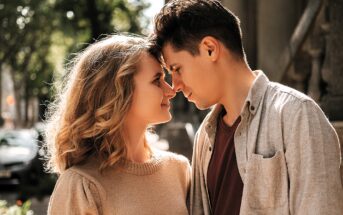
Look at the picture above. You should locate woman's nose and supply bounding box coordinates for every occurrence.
[163,81,176,99]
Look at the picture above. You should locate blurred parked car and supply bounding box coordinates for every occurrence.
[0,129,43,185]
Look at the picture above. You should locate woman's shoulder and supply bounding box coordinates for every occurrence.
[49,162,106,214]
[55,168,96,192]
[153,149,190,168]
[56,160,105,194]
[53,157,107,198]
[69,157,102,180]
[153,149,191,187]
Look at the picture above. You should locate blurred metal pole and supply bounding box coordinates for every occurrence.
[278,0,323,82]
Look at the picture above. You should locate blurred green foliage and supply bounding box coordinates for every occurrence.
[0,0,149,125]
[0,200,33,215]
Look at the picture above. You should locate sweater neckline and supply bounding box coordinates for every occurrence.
[117,151,163,176]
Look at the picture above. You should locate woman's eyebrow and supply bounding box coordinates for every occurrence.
[153,71,163,79]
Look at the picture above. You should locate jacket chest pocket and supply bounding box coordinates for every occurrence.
[245,150,288,209]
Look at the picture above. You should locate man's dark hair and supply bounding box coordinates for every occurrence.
[152,0,245,59]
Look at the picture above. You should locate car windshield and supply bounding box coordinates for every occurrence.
[0,130,37,148]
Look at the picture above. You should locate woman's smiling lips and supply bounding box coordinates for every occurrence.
[161,102,171,108]
[186,92,192,100]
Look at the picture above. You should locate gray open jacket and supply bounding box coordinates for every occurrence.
[190,71,343,215]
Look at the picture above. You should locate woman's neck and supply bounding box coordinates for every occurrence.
[123,120,151,163]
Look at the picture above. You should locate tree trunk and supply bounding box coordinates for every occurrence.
[86,0,101,40]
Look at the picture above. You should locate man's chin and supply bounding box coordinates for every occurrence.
[193,100,212,110]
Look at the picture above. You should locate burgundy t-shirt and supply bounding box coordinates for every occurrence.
[207,110,243,215]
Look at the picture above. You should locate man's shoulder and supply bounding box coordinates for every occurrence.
[265,81,317,112]
[262,82,329,125]
[267,81,312,103]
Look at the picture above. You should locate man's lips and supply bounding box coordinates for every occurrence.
[186,92,192,99]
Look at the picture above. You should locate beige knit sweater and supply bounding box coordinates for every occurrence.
[48,149,191,215]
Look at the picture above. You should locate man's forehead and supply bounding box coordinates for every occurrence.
[161,44,179,69]
[161,44,172,62]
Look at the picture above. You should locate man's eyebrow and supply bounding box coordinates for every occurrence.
[169,64,178,71]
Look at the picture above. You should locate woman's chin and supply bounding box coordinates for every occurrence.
[150,114,173,125]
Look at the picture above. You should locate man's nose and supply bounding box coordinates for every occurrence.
[172,73,184,92]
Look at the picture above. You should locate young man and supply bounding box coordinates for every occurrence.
[152,0,343,214]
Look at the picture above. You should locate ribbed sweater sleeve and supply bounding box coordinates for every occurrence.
[48,169,104,215]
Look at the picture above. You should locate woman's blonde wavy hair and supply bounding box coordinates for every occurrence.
[44,34,158,174]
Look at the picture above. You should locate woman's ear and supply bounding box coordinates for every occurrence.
[200,36,220,62]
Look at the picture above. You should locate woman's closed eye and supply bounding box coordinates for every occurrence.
[153,77,162,87]
[152,72,164,87]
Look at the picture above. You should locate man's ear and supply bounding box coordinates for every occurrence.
[199,36,220,62]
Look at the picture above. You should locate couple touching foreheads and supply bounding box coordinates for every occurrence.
[46,0,343,214]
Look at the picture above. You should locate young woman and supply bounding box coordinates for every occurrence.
[45,35,190,215]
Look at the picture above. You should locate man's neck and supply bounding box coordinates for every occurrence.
[219,65,256,126]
